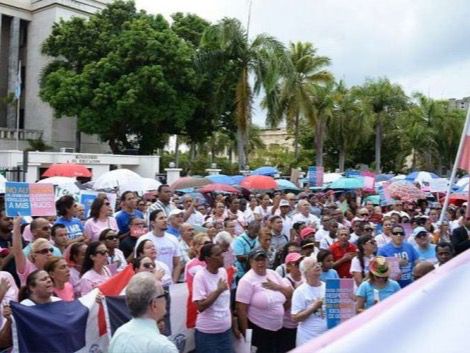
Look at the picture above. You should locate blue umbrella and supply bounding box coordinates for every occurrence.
[375,174,394,182]
[405,171,439,183]
[276,179,300,191]
[206,174,235,185]
[252,166,278,177]
[329,177,364,189]
[231,175,245,185]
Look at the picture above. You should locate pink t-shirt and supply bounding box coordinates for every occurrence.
[184,258,206,283]
[69,267,81,298]
[236,269,286,331]
[54,282,74,301]
[192,268,231,334]
[281,275,303,329]
[79,267,111,296]
[17,258,38,287]
[0,271,18,329]
[84,217,118,242]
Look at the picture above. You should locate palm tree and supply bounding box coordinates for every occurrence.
[354,78,408,172]
[328,81,372,171]
[266,42,333,161]
[200,18,285,169]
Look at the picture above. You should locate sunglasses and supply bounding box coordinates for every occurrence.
[96,250,109,256]
[35,248,53,255]
[392,231,405,236]
[142,262,155,269]
[154,289,169,300]
[105,235,118,241]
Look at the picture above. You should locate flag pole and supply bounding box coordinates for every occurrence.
[15,61,21,151]
[439,106,470,223]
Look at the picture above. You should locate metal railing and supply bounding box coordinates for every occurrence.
[0,127,43,140]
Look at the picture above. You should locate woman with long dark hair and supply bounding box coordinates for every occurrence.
[350,235,377,286]
[84,195,118,241]
[79,241,111,296]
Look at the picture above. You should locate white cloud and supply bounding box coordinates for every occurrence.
[136,0,470,125]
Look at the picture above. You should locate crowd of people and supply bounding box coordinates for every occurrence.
[0,184,468,353]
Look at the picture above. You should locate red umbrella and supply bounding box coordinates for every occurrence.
[42,163,92,177]
[170,177,212,191]
[440,193,468,206]
[388,180,425,202]
[240,175,277,190]
[198,183,240,194]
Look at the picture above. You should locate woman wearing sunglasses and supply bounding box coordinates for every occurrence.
[84,195,118,242]
[99,229,127,274]
[12,217,54,286]
[79,241,112,296]
[135,240,172,287]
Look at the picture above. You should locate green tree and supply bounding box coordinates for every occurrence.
[40,1,199,154]
[201,18,285,169]
[354,78,408,172]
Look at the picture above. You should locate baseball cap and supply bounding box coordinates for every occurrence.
[300,227,316,239]
[412,226,428,238]
[285,252,303,264]
[279,199,290,207]
[168,209,184,217]
[248,249,267,261]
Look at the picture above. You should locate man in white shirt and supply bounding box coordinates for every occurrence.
[182,195,204,227]
[136,210,181,282]
[292,200,320,229]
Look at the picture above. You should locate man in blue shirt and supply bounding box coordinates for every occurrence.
[232,221,260,280]
[115,191,144,234]
[413,227,437,264]
[378,225,419,287]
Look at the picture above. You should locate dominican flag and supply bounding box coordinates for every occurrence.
[459,112,470,172]
[11,265,134,353]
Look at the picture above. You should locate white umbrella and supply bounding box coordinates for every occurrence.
[119,178,161,195]
[141,178,161,191]
[456,176,469,188]
[323,173,343,183]
[93,169,142,190]
[37,176,76,185]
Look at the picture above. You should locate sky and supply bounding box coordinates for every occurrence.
[135,0,470,126]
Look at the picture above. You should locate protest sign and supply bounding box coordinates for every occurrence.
[429,178,449,193]
[5,182,55,217]
[378,181,393,206]
[361,171,375,192]
[386,257,401,281]
[308,166,324,187]
[325,279,355,329]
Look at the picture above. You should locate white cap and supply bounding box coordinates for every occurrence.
[168,208,184,217]
[279,199,290,207]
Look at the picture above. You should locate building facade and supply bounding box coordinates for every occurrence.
[448,97,470,111]
[0,0,111,153]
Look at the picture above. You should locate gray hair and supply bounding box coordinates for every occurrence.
[299,256,319,275]
[214,231,233,246]
[126,272,164,317]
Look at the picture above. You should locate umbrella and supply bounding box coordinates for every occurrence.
[42,163,91,177]
[170,177,212,191]
[364,195,381,205]
[198,183,240,194]
[276,179,300,191]
[231,175,245,185]
[390,174,406,182]
[405,171,439,184]
[323,173,343,184]
[375,174,394,182]
[119,177,162,194]
[252,166,279,177]
[440,192,469,205]
[240,175,277,190]
[388,180,426,201]
[37,176,76,185]
[456,176,469,188]
[93,169,142,190]
[329,177,364,189]
[206,174,236,185]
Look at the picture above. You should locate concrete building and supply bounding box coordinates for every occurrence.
[258,128,294,152]
[448,97,470,111]
[0,0,112,153]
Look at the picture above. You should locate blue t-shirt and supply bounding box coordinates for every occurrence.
[166,225,180,239]
[232,233,259,279]
[55,217,84,240]
[356,279,401,308]
[414,244,437,263]
[378,242,419,287]
[320,269,339,282]
[114,210,144,234]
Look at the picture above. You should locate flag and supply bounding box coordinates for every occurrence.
[458,117,470,171]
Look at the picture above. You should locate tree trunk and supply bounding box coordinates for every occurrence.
[190,141,196,160]
[174,135,180,168]
[375,117,382,173]
[75,119,81,152]
[339,146,346,172]
[315,118,325,167]
[294,113,300,160]
[237,128,247,170]
[412,149,416,170]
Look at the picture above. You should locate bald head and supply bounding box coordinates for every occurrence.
[413,261,435,281]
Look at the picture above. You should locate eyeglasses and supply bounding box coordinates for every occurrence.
[105,235,118,241]
[35,248,53,255]
[96,250,109,256]
[392,231,405,236]
[142,262,155,269]
[154,289,169,300]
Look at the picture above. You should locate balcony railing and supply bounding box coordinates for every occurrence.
[0,128,43,140]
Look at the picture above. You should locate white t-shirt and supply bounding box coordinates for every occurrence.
[320,234,337,250]
[292,213,320,229]
[136,232,181,273]
[20,296,61,306]
[350,255,372,275]
[280,215,293,239]
[315,228,329,243]
[254,205,273,220]
[375,233,392,248]
[291,282,327,346]
[186,211,205,227]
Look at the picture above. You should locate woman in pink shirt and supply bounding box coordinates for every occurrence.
[45,257,74,301]
[236,249,291,353]
[65,242,87,298]
[12,217,53,286]
[84,195,118,242]
[79,241,111,296]
[193,243,237,353]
